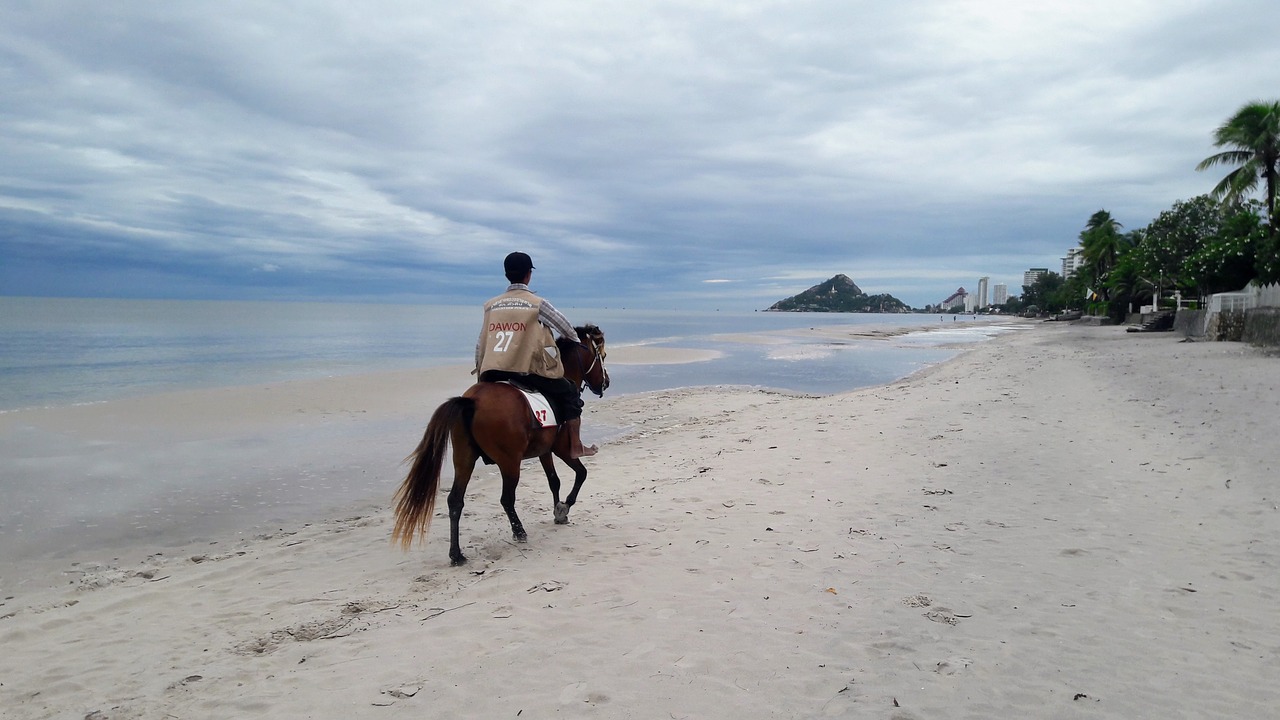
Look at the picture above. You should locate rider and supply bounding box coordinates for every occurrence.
[475,251,598,458]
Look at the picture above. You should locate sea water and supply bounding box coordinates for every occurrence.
[0,297,1009,411]
[0,297,1016,582]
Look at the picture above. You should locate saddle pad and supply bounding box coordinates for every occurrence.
[507,384,558,428]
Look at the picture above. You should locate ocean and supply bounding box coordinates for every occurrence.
[0,297,1018,585]
[0,297,1011,411]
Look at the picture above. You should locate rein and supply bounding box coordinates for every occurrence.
[571,334,606,394]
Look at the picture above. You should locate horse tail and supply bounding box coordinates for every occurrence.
[391,396,475,550]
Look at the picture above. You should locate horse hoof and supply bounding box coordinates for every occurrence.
[450,555,467,566]
[554,502,569,524]
[513,533,528,543]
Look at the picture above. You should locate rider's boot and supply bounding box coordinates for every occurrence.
[565,417,598,459]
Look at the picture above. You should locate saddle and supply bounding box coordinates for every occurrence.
[499,380,558,428]
[474,381,560,467]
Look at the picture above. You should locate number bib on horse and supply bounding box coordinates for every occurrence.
[506,384,558,428]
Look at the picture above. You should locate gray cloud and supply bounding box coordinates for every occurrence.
[2,0,1277,308]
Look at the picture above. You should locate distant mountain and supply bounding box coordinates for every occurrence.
[766,274,910,313]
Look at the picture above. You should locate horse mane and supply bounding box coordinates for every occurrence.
[553,324,604,360]
[574,324,604,351]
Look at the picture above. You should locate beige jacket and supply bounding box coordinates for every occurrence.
[476,288,565,379]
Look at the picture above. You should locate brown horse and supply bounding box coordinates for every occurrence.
[392,325,609,565]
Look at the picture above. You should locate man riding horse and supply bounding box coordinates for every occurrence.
[475,251,598,459]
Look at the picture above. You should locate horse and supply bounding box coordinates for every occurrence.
[392,325,610,565]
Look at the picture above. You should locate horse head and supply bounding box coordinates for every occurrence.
[574,324,609,397]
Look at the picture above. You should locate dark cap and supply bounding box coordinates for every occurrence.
[504,251,535,276]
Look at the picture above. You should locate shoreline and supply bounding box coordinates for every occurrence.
[2,323,1278,717]
[1,298,1005,415]
[0,330,928,595]
[0,321,1014,590]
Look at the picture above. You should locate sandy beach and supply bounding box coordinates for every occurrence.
[2,323,1278,719]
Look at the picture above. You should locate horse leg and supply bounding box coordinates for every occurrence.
[548,426,589,524]
[446,444,478,566]
[497,457,527,543]
[540,454,571,524]
[558,456,588,524]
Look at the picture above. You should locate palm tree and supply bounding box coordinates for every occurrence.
[1196,100,1280,240]
[1079,210,1123,301]
[1104,230,1145,315]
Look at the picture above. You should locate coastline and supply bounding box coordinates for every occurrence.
[0,296,1004,413]
[3,323,1277,718]
[0,320,1005,594]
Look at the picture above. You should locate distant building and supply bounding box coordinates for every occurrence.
[993,283,1008,306]
[1062,248,1084,278]
[1024,268,1049,289]
[940,287,968,310]
[976,277,989,309]
[964,294,977,313]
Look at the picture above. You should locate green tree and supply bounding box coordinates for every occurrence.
[1054,271,1089,312]
[1000,295,1025,315]
[1258,232,1280,284]
[1196,100,1280,243]
[1078,210,1124,301]
[1184,201,1267,294]
[1022,272,1066,313]
[1105,229,1149,320]
[1135,195,1223,298]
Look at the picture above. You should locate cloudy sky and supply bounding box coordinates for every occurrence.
[2,1,1277,309]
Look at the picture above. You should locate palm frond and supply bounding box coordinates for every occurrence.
[1195,150,1251,171]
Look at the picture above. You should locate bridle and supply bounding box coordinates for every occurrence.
[574,333,609,396]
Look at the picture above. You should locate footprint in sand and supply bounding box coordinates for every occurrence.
[923,608,962,625]
[935,657,974,675]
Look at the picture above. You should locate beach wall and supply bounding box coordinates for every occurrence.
[1175,308,1275,344]
[1243,306,1280,346]
[1214,310,1248,341]
[1174,308,1208,338]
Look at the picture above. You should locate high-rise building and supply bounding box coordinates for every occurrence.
[977,277,989,309]
[993,283,1008,306]
[1062,248,1084,278]
[1024,268,1048,289]
[940,287,968,310]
